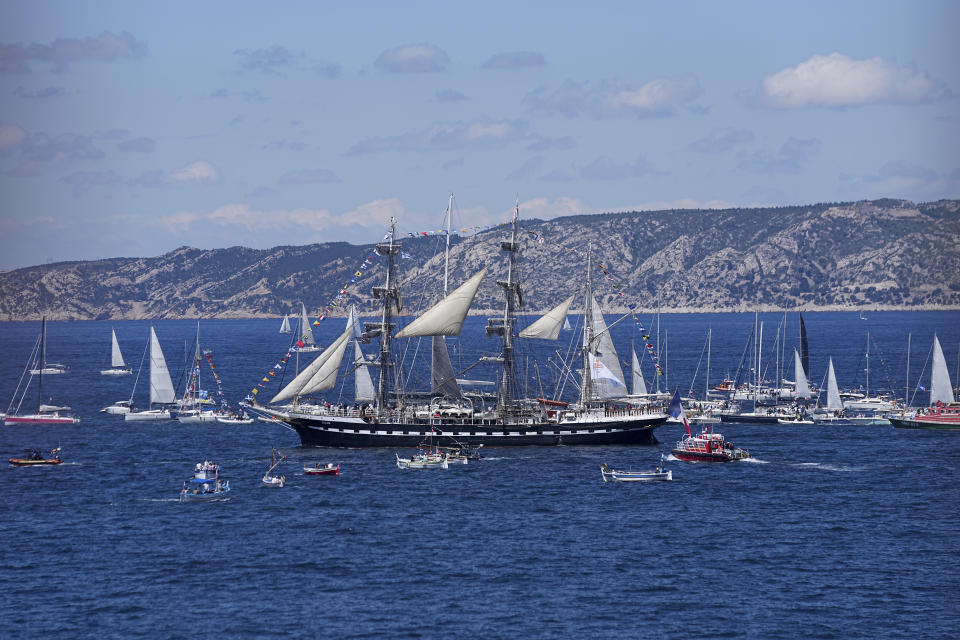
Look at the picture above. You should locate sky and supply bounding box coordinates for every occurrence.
[0,0,957,269]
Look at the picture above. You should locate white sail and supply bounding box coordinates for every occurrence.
[826,357,843,410]
[271,328,352,403]
[354,340,375,402]
[431,335,460,396]
[930,334,955,406]
[519,295,575,340]
[588,353,626,387]
[279,316,291,333]
[563,317,571,331]
[395,267,488,338]
[300,303,316,346]
[149,326,175,405]
[111,329,125,368]
[346,304,362,338]
[793,348,811,399]
[586,296,626,398]
[631,347,648,395]
[300,329,352,396]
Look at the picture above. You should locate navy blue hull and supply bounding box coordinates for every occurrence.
[281,415,666,447]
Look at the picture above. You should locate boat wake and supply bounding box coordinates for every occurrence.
[739,457,769,464]
[793,462,860,472]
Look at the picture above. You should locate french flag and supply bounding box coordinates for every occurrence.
[668,390,691,436]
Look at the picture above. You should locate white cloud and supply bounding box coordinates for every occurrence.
[0,122,27,151]
[168,161,220,184]
[526,75,702,118]
[757,53,950,108]
[156,199,407,236]
[688,128,754,153]
[347,118,528,154]
[374,43,449,73]
[0,31,146,74]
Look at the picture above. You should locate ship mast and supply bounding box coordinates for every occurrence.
[581,242,595,405]
[486,201,522,418]
[368,218,402,415]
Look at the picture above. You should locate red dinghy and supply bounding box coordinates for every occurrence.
[304,462,340,476]
[10,447,63,466]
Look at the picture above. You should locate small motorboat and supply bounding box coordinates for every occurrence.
[101,400,135,414]
[777,416,815,425]
[180,460,230,502]
[600,454,672,482]
[396,446,450,470]
[671,425,750,462]
[10,447,63,467]
[216,412,255,425]
[262,448,287,487]
[304,462,341,476]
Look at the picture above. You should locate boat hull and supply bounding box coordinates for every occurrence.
[4,414,79,425]
[124,409,172,421]
[100,368,132,376]
[719,413,779,424]
[670,449,740,462]
[9,458,63,466]
[889,417,960,430]
[275,413,666,448]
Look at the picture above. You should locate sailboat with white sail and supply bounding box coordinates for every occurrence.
[890,334,959,430]
[178,323,222,423]
[244,205,668,447]
[5,317,80,425]
[101,328,133,376]
[125,327,177,421]
[812,357,849,423]
[279,315,292,334]
[843,331,899,412]
[297,303,320,352]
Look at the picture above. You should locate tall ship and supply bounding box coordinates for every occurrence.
[245,205,668,447]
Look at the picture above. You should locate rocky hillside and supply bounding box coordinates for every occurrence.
[1,199,957,321]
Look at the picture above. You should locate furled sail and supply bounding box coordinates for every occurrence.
[826,357,842,410]
[353,340,375,402]
[395,267,487,338]
[346,304,362,338]
[431,335,460,397]
[271,329,352,403]
[631,347,648,395]
[300,303,316,346]
[793,348,811,399]
[930,334,955,406]
[149,326,175,405]
[111,329,125,368]
[585,296,626,398]
[519,295,575,340]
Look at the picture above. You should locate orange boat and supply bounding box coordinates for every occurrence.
[10,447,63,466]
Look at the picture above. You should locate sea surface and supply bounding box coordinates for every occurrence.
[1,312,958,639]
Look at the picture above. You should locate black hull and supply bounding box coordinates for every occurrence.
[888,417,960,431]
[719,413,780,424]
[279,415,666,448]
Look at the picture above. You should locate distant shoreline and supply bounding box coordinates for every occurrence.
[2,305,959,322]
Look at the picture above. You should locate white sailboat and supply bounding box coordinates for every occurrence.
[101,328,133,376]
[843,331,898,412]
[125,327,177,421]
[793,348,811,400]
[5,317,80,424]
[178,323,221,423]
[297,303,320,352]
[279,315,292,334]
[929,334,956,406]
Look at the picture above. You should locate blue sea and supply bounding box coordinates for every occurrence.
[1,311,958,639]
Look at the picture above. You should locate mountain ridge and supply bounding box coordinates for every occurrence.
[1,198,958,321]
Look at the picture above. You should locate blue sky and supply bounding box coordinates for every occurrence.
[0,1,957,269]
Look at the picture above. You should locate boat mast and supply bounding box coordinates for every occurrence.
[581,241,595,404]
[905,332,911,406]
[705,326,712,401]
[443,193,453,295]
[486,201,521,418]
[371,218,402,415]
[37,316,45,413]
[865,332,870,397]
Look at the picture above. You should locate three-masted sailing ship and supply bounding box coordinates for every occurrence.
[245,207,668,447]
